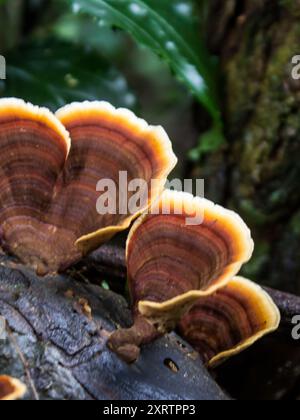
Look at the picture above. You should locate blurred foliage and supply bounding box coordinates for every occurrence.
[66,0,224,158]
[0,40,136,111]
[0,0,224,161]
[52,12,127,61]
[51,8,195,177]
[66,0,220,117]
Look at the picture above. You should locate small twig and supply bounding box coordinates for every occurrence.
[6,324,39,401]
[0,0,24,51]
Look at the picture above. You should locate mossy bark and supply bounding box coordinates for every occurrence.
[203,0,300,293]
[0,254,228,400]
[0,0,24,51]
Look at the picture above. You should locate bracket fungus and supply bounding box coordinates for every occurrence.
[178,277,280,367]
[108,190,280,364]
[0,375,26,400]
[0,98,177,275]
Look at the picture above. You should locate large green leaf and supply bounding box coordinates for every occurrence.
[188,127,226,162]
[0,40,136,111]
[67,0,221,125]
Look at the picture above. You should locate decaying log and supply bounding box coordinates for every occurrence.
[1,244,299,400]
[0,254,227,401]
[79,245,300,400]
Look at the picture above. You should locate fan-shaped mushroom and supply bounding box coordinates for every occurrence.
[108,190,264,363]
[0,375,26,400]
[178,277,280,367]
[0,98,177,275]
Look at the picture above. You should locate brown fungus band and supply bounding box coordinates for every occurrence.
[178,277,280,368]
[0,375,26,401]
[0,99,177,275]
[108,190,256,363]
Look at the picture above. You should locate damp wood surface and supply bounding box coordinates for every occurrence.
[0,253,227,401]
[0,246,299,400]
[78,245,300,400]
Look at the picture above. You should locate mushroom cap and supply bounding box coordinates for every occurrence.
[0,98,177,274]
[126,190,254,328]
[0,375,27,400]
[56,101,177,254]
[178,277,281,367]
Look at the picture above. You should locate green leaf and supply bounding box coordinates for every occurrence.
[188,127,226,161]
[0,40,136,111]
[101,280,110,290]
[52,12,127,59]
[67,0,221,124]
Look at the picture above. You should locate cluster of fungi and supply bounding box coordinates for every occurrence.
[0,98,280,399]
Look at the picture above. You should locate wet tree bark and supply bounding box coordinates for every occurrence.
[0,254,227,401]
[1,242,299,400]
[79,246,300,400]
[200,0,300,294]
[0,0,23,51]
